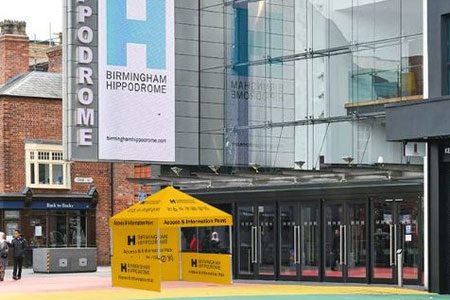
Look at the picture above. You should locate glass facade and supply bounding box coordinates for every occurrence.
[196,0,423,169]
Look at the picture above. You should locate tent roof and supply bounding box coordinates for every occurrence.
[110,186,232,228]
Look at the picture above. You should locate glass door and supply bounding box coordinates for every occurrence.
[371,197,422,284]
[300,203,320,280]
[237,205,255,276]
[324,201,368,282]
[258,205,276,277]
[398,198,421,284]
[324,202,344,280]
[347,202,368,282]
[372,200,394,282]
[237,204,276,279]
[279,204,298,278]
[279,203,320,281]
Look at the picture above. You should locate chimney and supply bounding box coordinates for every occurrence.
[47,45,62,73]
[0,20,29,85]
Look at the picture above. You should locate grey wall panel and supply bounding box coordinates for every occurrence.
[428,2,450,98]
[176,117,198,133]
[201,87,224,104]
[200,118,224,132]
[176,23,198,40]
[176,54,199,71]
[386,97,450,141]
[176,147,199,165]
[200,72,224,89]
[200,42,224,59]
[201,57,224,69]
[201,134,224,149]
[200,27,225,43]
[201,11,224,28]
[176,86,199,102]
[176,39,198,56]
[176,8,199,25]
[200,149,223,165]
[201,103,223,119]
[176,101,199,118]
[175,0,197,9]
[176,132,199,148]
[176,70,199,86]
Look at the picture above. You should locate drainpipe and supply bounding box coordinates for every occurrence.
[110,163,114,216]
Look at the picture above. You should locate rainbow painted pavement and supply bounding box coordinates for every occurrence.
[0,268,448,300]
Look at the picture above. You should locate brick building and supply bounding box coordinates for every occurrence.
[0,20,146,265]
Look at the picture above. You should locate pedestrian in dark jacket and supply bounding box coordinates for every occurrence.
[8,229,27,280]
[0,231,8,281]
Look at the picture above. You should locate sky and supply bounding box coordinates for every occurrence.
[0,0,63,41]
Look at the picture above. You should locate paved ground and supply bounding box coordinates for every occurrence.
[0,267,448,300]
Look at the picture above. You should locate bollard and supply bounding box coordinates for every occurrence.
[397,249,403,287]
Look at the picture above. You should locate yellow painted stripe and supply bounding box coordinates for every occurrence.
[0,284,427,300]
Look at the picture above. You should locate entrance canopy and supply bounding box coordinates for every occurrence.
[110,186,232,228]
[109,187,233,292]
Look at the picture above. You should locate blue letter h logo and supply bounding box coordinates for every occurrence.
[107,0,166,70]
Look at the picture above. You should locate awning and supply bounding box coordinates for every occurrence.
[110,186,233,228]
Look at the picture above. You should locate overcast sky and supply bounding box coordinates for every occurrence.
[0,0,63,41]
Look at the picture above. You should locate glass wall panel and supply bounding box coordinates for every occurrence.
[329,53,352,117]
[329,0,352,49]
[401,0,423,36]
[352,48,375,103]
[218,0,423,168]
[294,0,307,52]
[374,42,401,100]
[310,0,328,51]
[353,0,374,44]
[374,0,400,41]
[401,36,423,97]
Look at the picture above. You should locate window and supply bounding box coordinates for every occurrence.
[25,143,70,189]
[28,211,91,248]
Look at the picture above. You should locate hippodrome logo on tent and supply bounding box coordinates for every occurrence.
[107,0,166,70]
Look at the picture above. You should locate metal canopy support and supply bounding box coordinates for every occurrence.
[179,227,182,280]
[229,225,233,284]
[223,112,385,134]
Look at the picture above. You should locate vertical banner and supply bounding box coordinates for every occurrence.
[111,225,179,286]
[63,0,99,161]
[111,225,162,291]
[97,0,175,162]
[112,255,161,292]
[181,252,232,285]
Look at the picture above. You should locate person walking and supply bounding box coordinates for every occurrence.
[0,232,8,281]
[8,229,27,280]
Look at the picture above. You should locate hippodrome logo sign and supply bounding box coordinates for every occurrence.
[104,0,168,93]
[64,0,175,162]
[73,1,96,148]
[98,0,175,162]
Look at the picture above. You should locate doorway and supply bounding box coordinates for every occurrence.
[371,197,421,284]
[323,201,368,283]
[237,203,276,279]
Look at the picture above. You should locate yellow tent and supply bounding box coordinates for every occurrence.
[109,187,233,292]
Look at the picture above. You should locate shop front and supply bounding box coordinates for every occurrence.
[0,193,96,266]
[189,180,423,286]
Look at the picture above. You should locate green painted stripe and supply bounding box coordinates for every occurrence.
[145,295,450,300]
